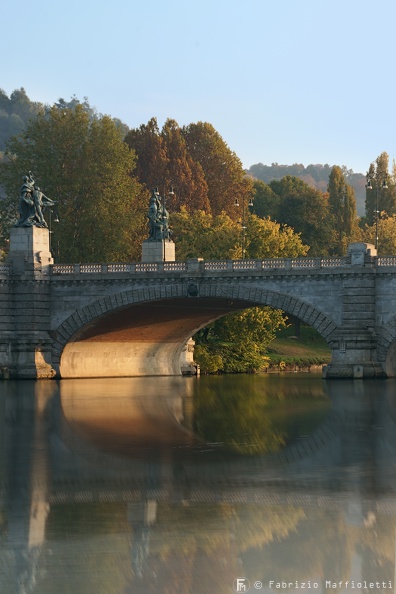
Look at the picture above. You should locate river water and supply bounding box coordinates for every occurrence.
[0,374,396,594]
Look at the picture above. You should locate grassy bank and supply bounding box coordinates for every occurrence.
[266,324,331,371]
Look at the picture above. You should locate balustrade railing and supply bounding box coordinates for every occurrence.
[48,254,396,276]
[377,256,396,267]
[0,264,10,275]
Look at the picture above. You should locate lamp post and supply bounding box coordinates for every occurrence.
[48,207,60,260]
[234,196,254,258]
[366,175,388,251]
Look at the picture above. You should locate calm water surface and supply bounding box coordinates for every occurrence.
[0,374,396,594]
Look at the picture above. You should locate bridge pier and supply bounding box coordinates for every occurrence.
[323,243,387,379]
[2,227,56,379]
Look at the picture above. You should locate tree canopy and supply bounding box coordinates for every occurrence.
[327,165,359,254]
[0,104,146,262]
[267,176,334,255]
[365,152,396,225]
[125,118,251,218]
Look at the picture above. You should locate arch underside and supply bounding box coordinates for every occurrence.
[55,284,337,379]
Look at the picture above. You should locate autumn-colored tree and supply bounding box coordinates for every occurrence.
[246,215,309,258]
[362,214,396,255]
[124,117,168,190]
[125,117,209,213]
[182,121,253,217]
[171,209,308,261]
[160,119,209,212]
[171,207,239,260]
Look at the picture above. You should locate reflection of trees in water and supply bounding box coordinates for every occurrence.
[242,509,396,593]
[192,376,330,454]
[243,509,351,587]
[357,514,396,588]
[134,502,303,594]
[5,497,396,594]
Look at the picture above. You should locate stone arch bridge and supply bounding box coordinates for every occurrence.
[2,227,396,379]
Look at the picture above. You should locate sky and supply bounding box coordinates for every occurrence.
[3,0,396,174]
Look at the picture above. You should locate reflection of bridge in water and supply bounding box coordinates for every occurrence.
[2,378,396,505]
[2,378,396,592]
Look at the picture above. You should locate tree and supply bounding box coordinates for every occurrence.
[362,214,396,255]
[195,307,286,374]
[250,179,280,220]
[171,208,239,260]
[125,117,210,213]
[365,152,396,224]
[269,176,334,255]
[124,117,169,193]
[327,165,358,254]
[245,215,309,258]
[161,119,209,212]
[182,121,253,217]
[171,209,308,261]
[0,104,146,262]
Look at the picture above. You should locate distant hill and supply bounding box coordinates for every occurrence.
[247,162,366,216]
[0,88,43,152]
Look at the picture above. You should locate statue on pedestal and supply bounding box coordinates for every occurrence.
[147,188,171,241]
[14,172,56,228]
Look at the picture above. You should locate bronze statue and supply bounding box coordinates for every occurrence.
[14,172,56,228]
[147,188,171,241]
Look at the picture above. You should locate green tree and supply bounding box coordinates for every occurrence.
[195,307,287,374]
[327,165,358,254]
[250,178,280,220]
[269,176,334,255]
[0,104,146,262]
[365,152,396,224]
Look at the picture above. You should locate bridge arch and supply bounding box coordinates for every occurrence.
[52,281,338,378]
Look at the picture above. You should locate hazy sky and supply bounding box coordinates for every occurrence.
[3,0,396,173]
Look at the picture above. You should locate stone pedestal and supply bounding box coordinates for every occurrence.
[347,241,377,265]
[8,226,53,273]
[3,226,56,378]
[141,239,175,263]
